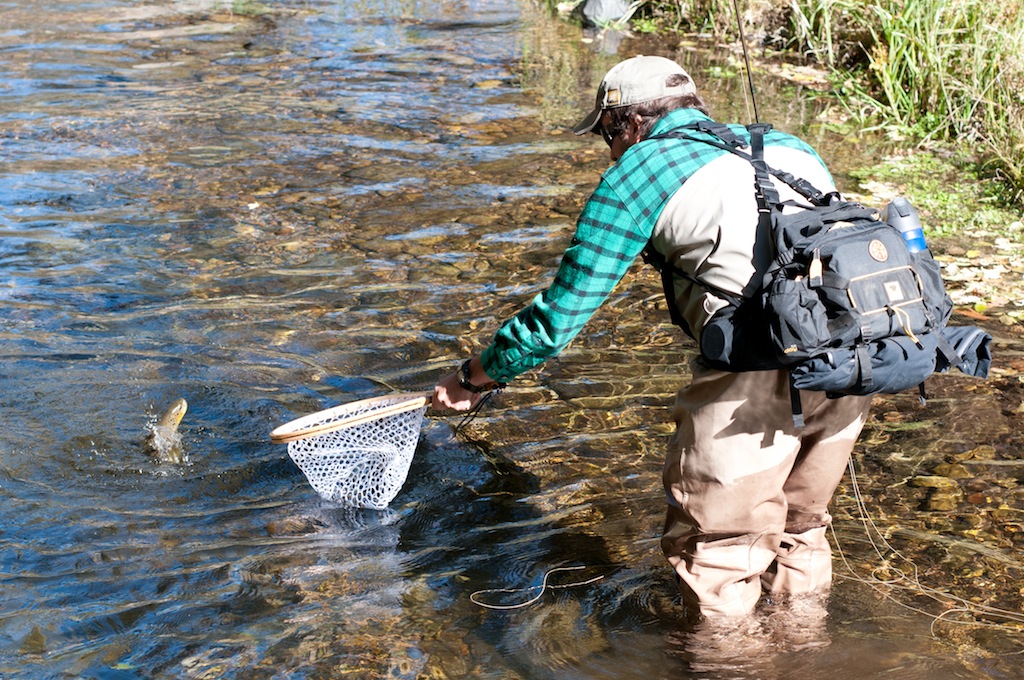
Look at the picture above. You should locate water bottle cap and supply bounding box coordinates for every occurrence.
[890,196,913,218]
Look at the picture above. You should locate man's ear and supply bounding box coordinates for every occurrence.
[627,113,646,141]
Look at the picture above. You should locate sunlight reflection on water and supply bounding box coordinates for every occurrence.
[0,0,1021,676]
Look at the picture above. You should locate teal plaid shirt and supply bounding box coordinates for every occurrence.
[480,108,828,383]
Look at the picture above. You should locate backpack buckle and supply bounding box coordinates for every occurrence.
[808,249,823,287]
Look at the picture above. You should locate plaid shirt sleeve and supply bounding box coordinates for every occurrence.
[480,110,828,383]
[479,177,648,383]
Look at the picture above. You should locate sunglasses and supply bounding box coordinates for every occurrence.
[599,123,617,147]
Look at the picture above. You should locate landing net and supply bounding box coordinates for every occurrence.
[270,392,431,510]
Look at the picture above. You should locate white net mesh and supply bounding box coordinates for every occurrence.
[283,394,428,510]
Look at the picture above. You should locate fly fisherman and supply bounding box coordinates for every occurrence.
[433,55,872,619]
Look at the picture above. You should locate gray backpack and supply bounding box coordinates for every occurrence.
[646,121,991,426]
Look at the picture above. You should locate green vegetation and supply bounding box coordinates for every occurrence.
[550,0,1024,208]
[787,0,1024,207]
[848,152,1022,240]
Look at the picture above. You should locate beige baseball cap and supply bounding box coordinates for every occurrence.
[572,55,697,135]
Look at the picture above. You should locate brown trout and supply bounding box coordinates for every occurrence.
[144,398,188,463]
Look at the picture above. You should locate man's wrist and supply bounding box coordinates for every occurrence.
[458,358,506,393]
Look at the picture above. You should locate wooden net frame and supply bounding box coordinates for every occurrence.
[270,391,432,510]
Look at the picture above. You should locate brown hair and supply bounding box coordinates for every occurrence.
[604,74,710,140]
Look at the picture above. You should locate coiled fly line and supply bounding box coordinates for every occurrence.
[834,457,1024,638]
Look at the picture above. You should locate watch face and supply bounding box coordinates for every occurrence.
[458,360,505,394]
[459,361,477,392]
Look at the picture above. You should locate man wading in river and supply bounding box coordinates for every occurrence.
[433,55,872,619]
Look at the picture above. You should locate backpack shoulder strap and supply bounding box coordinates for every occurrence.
[744,124,836,207]
[747,125,806,429]
[746,123,781,208]
[648,122,837,207]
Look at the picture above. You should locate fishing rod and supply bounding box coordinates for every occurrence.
[731,0,760,123]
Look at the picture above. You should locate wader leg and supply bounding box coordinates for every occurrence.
[762,393,871,594]
[661,362,871,617]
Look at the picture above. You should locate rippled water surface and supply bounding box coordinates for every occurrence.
[2,0,1022,677]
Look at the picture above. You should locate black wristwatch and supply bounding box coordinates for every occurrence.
[458,359,506,394]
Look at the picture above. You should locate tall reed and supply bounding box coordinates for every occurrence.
[788,0,1024,202]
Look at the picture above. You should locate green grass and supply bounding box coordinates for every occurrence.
[787,0,1024,207]
[849,152,1022,240]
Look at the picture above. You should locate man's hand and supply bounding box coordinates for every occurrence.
[432,356,499,411]
[432,371,481,411]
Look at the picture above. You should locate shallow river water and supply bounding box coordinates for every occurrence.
[1,0,1023,677]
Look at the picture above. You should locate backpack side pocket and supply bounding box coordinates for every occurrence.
[765,274,832,362]
[912,249,954,327]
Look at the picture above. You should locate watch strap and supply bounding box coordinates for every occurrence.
[458,359,506,394]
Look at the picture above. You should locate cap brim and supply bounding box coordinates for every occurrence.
[572,106,601,136]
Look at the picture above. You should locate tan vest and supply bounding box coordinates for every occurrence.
[649,146,836,343]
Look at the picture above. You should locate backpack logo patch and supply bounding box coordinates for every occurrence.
[884,280,905,302]
[868,239,889,262]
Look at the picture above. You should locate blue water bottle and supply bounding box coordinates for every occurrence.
[883,196,927,253]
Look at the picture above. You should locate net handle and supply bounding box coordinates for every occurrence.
[269,391,433,444]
